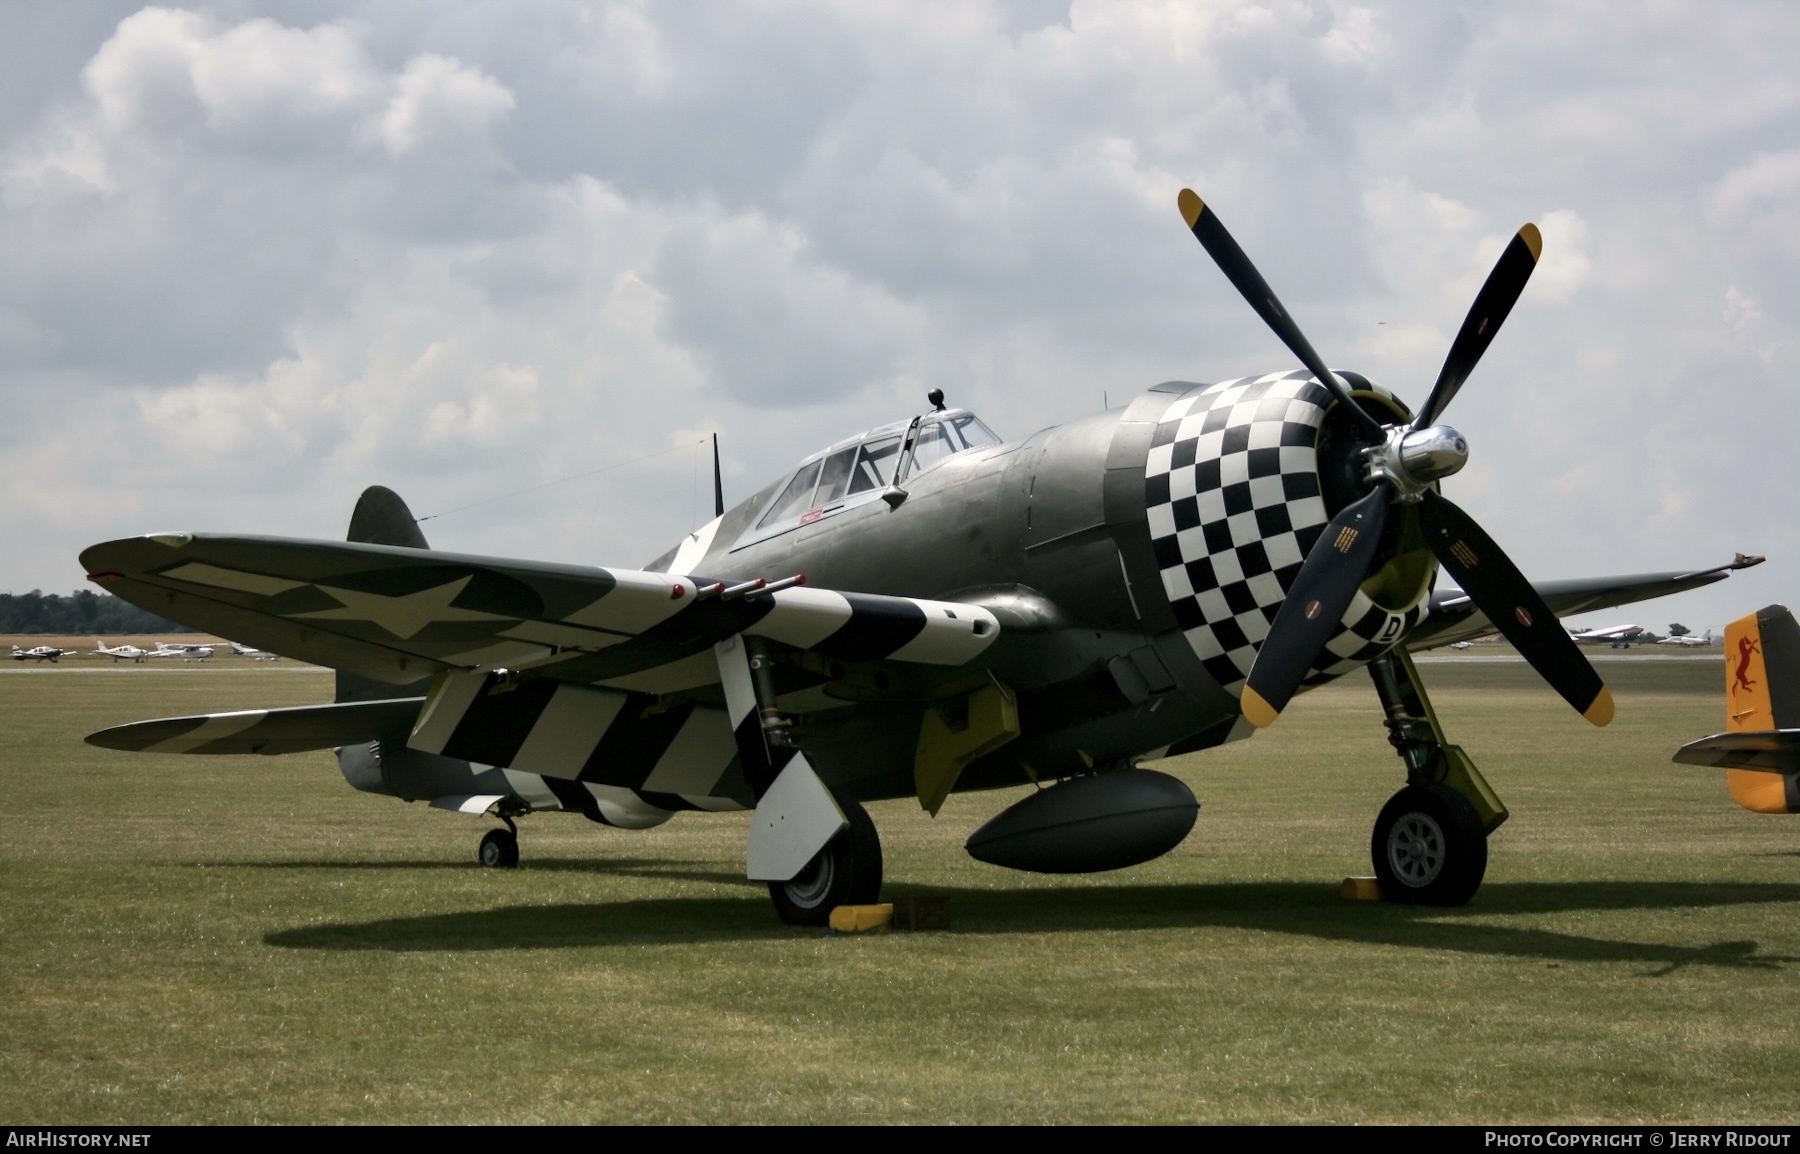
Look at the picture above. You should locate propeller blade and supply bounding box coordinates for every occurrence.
[1417,489,1613,726]
[1413,224,1542,429]
[1241,483,1392,727]
[1178,189,1385,440]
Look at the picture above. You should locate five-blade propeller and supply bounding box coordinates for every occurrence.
[1176,189,1609,729]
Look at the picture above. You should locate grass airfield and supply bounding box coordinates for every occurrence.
[4,652,1798,1124]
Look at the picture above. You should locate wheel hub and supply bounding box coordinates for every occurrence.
[782,850,836,909]
[1386,812,1446,886]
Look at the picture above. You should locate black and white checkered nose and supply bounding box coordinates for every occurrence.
[1144,373,1428,700]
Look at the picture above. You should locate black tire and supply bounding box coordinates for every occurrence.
[768,797,883,926]
[1371,783,1487,905]
[479,828,519,869]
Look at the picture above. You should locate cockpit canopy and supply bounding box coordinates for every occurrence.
[740,408,1001,547]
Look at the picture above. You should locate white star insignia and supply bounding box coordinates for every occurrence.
[290,576,512,640]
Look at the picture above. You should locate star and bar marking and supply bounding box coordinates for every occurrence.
[289,575,512,640]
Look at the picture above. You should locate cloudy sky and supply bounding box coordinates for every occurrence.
[2,1,1793,630]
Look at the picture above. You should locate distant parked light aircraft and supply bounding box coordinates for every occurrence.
[1658,626,1717,648]
[1568,623,1644,647]
[92,641,149,662]
[11,644,70,662]
[148,642,214,661]
[230,642,279,660]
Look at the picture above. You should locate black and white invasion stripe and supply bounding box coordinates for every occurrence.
[409,670,754,818]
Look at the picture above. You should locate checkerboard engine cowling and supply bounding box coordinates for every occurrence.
[1145,372,1428,696]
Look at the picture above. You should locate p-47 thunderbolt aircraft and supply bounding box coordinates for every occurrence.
[83,190,1759,922]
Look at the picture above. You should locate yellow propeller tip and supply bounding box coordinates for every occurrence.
[1240,686,1280,728]
[1519,222,1543,262]
[1583,685,1614,727]
[1178,188,1205,229]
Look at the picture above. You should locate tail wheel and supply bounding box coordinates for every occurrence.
[768,796,882,926]
[1372,783,1486,905]
[478,828,519,869]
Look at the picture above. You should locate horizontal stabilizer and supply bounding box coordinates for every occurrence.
[1672,729,1800,774]
[87,697,424,756]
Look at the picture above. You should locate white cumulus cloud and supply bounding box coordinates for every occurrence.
[0,0,1792,629]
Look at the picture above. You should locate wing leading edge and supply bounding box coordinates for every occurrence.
[80,533,1001,690]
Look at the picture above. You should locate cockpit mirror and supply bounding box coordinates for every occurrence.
[880,416,923,509]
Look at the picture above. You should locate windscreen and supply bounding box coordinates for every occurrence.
[908,423,956,473]
[902,413,1002,478]
[848,435,902,495]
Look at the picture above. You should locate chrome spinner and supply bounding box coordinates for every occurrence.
[1363,423,1469,500]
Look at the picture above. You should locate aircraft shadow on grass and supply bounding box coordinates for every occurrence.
[264,879,1800,974]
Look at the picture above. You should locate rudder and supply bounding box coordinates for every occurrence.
[1725,604,1800,813]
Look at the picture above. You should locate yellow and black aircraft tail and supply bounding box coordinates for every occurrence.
[1672,604,1800,813]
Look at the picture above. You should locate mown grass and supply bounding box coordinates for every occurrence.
[3,656,1796,1123]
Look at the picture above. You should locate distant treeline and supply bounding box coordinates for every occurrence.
[0,590,195,635]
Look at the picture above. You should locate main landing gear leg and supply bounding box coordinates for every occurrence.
[479,812,520,869]
[1365,652,1507,906]
[768,796,883,927]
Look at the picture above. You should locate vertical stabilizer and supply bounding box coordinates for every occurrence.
[337,486,433,703]
[1725,604,1800,813]
[347,485,430,550]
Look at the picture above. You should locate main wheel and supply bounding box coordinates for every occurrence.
[1371,783,1486,905]
[478,828,519,869]
[768,797,883,926]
